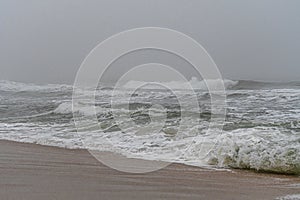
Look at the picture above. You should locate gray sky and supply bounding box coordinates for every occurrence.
[0,0,300,84]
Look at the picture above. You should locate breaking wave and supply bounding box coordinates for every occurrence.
[0,80,72,92]
[122,77,238,90]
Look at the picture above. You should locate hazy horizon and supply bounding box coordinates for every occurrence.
[1,0,300,84]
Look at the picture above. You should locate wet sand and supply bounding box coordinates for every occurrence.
[0,140,299,200]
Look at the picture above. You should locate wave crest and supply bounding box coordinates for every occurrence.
[122,78,238,90]
[0,80,72,92]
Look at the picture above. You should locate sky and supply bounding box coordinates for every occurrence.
[0,0,300,84]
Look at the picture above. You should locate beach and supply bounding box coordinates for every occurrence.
[1,1,300,199]
[0,140,299,200]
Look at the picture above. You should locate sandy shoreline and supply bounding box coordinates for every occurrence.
[0,140,299,200]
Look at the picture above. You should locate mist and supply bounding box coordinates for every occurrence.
[0,0,300,84]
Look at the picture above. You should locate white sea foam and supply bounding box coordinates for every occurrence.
[276,194,300,200]
[206,127,300,174]
[0,80,72,92]
[0,120,299,174]
[122,77,238,90]
[53,102,96,116]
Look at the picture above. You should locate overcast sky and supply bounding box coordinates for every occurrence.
[0,0,300,84]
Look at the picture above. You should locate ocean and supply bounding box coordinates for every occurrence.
[0,79,299,175]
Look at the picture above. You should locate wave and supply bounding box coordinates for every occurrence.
[47,101,300,175]
[0,80,72,92]
[53,102,96,116]
[122,77,238,90]
[1,79,299,93]
[119,79,300,91]
[275,194,300,200]
[206,128,300,175]
[231,80,300,90]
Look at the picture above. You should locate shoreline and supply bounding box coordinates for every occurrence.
[2,139,299,176]
[0,139,299,200]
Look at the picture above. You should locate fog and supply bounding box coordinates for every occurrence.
[0,0,300,84]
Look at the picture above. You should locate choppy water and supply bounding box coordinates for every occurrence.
[0,79,299,174]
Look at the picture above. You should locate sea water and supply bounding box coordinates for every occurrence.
[0,79,299,174]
